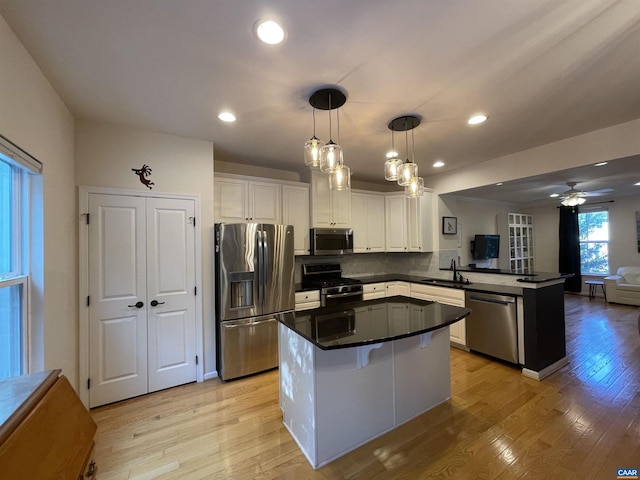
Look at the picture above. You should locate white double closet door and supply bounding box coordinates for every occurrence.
[88,193,197,407]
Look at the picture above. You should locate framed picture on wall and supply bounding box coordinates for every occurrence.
[442,216,457,235]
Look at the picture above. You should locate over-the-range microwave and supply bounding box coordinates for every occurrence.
[309,228,354,255]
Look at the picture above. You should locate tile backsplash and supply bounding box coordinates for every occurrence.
[295,250,457,283]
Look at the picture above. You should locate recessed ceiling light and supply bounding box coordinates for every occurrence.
[635,182,640,186]
[496,182,503,186]
[433,160,445,168]
[386,150,399,159]
[255,19,286,45]
[549,193,560,198]
[468,114,488,125]
[594,162,608,167]
[218,112,236,122]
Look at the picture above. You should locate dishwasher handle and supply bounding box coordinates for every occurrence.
[467,295,515,306]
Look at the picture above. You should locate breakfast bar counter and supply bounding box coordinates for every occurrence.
[277,297,471,469]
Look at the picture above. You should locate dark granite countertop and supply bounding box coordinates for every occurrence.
[279,296,471,350]
[295,272,570,296]
[348,274,525,296]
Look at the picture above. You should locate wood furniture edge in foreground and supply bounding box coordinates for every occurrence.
[0,370,97,479]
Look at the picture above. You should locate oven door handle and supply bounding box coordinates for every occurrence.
[324,291,363,299]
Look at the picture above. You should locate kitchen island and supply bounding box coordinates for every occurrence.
[277,296,471,469]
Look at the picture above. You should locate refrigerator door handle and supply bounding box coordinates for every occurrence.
[251,316,276,325]
[262,228,269,300]
[256,227,264,312]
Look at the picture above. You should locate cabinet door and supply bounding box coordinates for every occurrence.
[351,193,369,252]
[407,192,433,252]
[310,172,333,227]
[248,181,281,223]
[215,178,248,222]
[367,194,386,252]
[385,195,407,252]
[332,188,352,227]
[282,184,310,255]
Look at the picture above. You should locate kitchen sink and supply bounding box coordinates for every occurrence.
[420,278,471,287]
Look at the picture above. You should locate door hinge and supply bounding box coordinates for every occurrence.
[194,286,197,296]
[189,216,196,227]
[82,213,90,224]
[87,378,91,390]
[195,355,199,365]
[86,296,90,307]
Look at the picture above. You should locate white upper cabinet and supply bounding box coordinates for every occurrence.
[351,191,385,253]
[407,191,434,252]
[310,171,351,228]
[215,176,281,223]
[384,191,434,252]
[385,194,407,252]
[282,184,310,255]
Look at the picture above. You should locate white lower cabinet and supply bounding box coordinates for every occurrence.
[295,290,320,311]
[363,282,386,300]
[410,283,466,347]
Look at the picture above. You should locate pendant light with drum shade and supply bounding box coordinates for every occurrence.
[386,115,424,197]
[384,128,403,181]
[306,87,351,190]
[304,107,324,169]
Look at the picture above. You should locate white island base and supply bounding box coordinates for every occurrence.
[278,323,452,469]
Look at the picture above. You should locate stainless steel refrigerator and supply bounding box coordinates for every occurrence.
[215,223,295,381]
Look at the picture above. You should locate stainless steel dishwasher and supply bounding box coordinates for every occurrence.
[465,291,518,364]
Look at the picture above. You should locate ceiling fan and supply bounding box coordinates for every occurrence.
[559,182,613,206]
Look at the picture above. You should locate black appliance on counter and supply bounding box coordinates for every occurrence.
[301,263,363,307]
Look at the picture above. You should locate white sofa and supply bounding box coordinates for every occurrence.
[604,267,640,306]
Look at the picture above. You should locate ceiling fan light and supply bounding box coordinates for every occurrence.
[560,195,586,207]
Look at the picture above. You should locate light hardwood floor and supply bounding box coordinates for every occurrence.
[91,295,640,479]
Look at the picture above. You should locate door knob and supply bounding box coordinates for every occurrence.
[150,300,165,307]
[128,301,144,308]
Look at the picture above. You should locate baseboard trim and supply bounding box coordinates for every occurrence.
[204,371,219,381]
[521,357,569,381]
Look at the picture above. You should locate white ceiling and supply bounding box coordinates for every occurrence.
[1,0,640,203]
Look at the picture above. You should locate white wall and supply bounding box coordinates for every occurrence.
[607,195,640,271]
[75,121,216,377]
[522,204,559,273]
[427,118,640,196]
[0,16,77,385]
[440,187,640,279]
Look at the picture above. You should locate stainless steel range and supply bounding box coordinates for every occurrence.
[301,263,363,307]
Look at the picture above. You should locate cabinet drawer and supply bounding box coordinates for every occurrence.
[410,283,465,305]
[295,290,320,311]
[363,283,386,300]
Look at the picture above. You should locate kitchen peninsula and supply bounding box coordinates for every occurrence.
[278,296,471,469]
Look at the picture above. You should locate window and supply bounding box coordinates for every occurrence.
[0,135,41,380]
[578,209,609,275]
